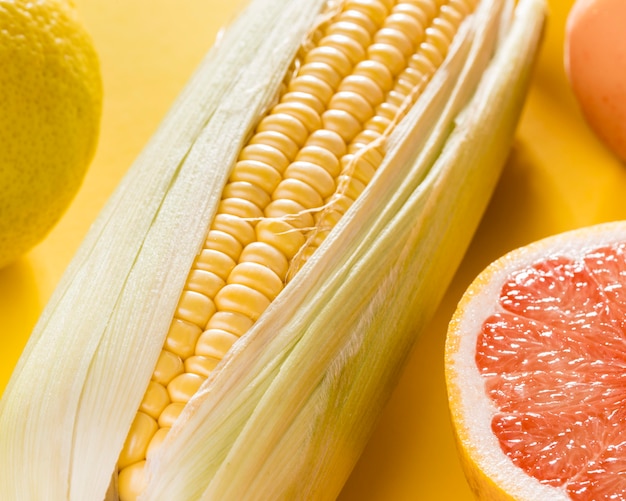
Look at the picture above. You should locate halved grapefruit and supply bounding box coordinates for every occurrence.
[445,221,626,500]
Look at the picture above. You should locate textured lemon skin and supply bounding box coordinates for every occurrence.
[0,0,102,268]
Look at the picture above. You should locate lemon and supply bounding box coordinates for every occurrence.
[0,0,102,268]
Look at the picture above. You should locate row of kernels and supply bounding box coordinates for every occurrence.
[361,0,461,140]
[272,2,409,230]
[202,2,370,308]
[285,1,431,275]
[317,0,439,205]
[188,4,400,345]
[174,0,399,391]
[203,2,389,277]
[293,0,474,276]
[326,1,439,143]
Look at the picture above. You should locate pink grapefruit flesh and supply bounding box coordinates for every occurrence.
[476,242,626,500]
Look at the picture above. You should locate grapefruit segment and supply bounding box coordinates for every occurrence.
[446,222,626,500]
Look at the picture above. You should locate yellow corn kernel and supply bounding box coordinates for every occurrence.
[321,108,364,142]
[195,329,240,360]
[255,218,307,259]
[117,461,147,501]
[138,381,171,420]
[214,283,272,321]
[272,177,325,209]
[256,113,310,148]
[167,373,205,403]
[146,427,171,459]
[339,73,385,105]
[151,350,184,386]
[210,213,256,246]
[206,310,254,336]
[239,241,290,280]
[217,196,264,220]
[340,154,377,185]
[248,130,300,161]
[386,11,425,43]
[229,159,284,195]
[164,320,202,359]
[326,20,372,49]
[283,161,336,198]
[193,248,237,281]
[345,0,391,27]
[337,7,379,35]
[303,128,348,158]
[118,412,158,470]
[293,149,341,179]
[264,198,315,228]
[158,402,185,428]
[318,32,367,65]
[292,65,343,96]
[184,269,225,300]
[239,143,292,173]
[227,262,284,301]
[184,355,220,378]
[221,182,271,214]
[174,290,216,328]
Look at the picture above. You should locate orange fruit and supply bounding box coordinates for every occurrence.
[565,0,626,162]
[445,221,626,500]
[0,0,102,268]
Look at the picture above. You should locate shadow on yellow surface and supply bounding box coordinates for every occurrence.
[0,260,40,394]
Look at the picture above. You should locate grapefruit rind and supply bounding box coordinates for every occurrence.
[445,221,626,500]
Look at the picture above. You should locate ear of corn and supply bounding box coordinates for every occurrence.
[0,0,545,499]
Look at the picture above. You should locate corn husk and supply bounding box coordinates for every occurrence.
[0,0,546,499]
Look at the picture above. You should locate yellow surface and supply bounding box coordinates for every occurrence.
[0,0,101,268]
[0,0,624,499]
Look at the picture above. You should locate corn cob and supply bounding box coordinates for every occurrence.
[118,1,477,495]
[0,0,545,500]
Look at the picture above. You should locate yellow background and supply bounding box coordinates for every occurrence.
[1,0,624,499]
